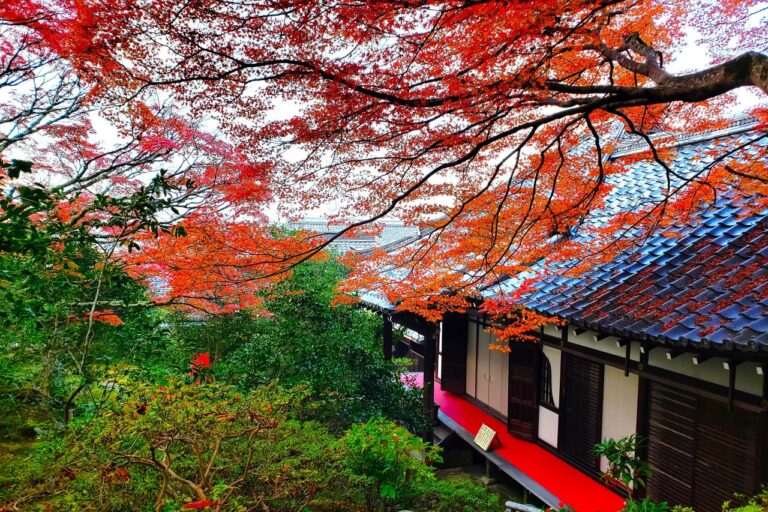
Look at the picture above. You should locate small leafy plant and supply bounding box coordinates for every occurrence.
[721,486,768,511]
[341,418,497,511]
[594,435,651,498]
[342,417,440,504]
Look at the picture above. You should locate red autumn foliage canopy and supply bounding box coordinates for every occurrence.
[2,0,768,331]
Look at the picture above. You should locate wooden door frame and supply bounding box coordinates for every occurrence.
[506,341,540,440]
[439,313,468,394]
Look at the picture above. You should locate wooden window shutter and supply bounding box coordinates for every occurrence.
[559,354,603,476]
[646,382,696,507]
[647,382,762,511]
[692,397,760,510]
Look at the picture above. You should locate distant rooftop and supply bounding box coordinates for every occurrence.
[286,219,422,253]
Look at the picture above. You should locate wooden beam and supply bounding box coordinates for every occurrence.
[639,342,650,372]
[728,360,737,411]
[383,314,393,360]
[726,360,745,411]
[665,349,685,360]
[624,339,632,377]
[691,354,710,366]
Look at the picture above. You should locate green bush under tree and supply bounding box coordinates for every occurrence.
[2,379,497,512]
[172,259,429,435]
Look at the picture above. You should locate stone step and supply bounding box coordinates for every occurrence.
[433,425,453,444]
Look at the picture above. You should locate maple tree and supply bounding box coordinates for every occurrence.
[2,0,768,334]
[0,11,317,423]
[0,8,319,315]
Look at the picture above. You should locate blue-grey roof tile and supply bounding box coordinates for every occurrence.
[746,317,768,333]
[495,126,768,349]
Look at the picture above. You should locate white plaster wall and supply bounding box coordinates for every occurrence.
[543,324,763,398]
[648,349,728,387]
[538,346,562,448]
[736,362,764,396]
[568,329,642,361]
[538,407,559,448]
[600,366,639,473]
[648,351,763,397]
[542,324,561,339]
[542,345,561,407]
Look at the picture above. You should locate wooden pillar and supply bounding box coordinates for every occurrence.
[727,360,738,411]
[423,324,438,425]
[623,338,632,377]
[635,343,651,500]
[761,365,768,487]
[383,314,393,360]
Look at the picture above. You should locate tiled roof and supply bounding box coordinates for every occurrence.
[484,122,768,351]
[286,219,421,254]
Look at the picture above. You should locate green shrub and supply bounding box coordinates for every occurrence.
[1,380,352,511]
[408,477,500,512]
[595,435,650,498]
[721,486,768,511]
[623,498,671,512]
[341,417,497,512]
[3,383,498,512]
[183,259,429,434]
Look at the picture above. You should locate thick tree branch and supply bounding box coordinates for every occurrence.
[548,51,768,102]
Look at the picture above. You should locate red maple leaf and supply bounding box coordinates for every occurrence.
[181,500,216,510]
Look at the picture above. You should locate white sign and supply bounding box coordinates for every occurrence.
[474,423,497,451]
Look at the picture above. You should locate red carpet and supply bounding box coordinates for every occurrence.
[403,373,625,512]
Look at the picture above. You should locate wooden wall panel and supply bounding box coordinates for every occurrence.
[559,354,603,476]
[647,382,762,512]
[647,383,696,507]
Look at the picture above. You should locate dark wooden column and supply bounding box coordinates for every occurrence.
[634,343,651,500]
[760,364,768,487]
[423,324,438,425]
[382,314,393,360]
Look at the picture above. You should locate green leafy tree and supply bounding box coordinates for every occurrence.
[176,258,429,434]
[0,156,201,427]
[0,238,165,429]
